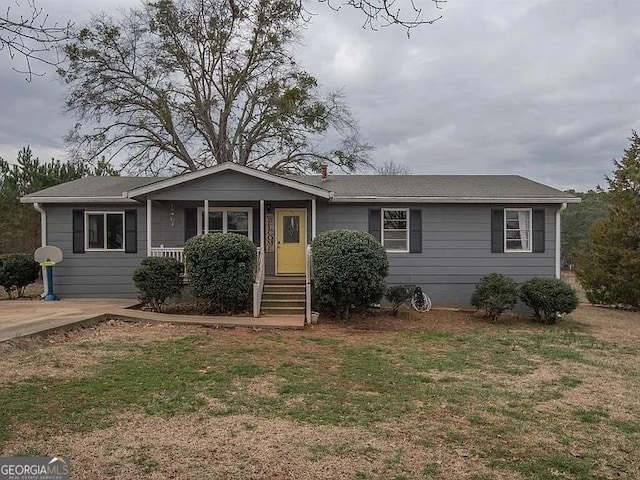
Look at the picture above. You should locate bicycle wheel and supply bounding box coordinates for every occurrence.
[411,291,432,312]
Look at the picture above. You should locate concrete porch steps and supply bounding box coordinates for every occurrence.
[263,275,305,284]
[261,276,306,316]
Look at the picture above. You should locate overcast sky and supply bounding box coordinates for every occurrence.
[1,0,638,191]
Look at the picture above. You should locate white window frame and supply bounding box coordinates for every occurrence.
[504,208,532,253]
[85,211,126,252]
[381,208,410,253]
[197,206,253,237]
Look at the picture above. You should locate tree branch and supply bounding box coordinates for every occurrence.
[0,0,72,81]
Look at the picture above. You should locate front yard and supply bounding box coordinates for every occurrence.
[0,306,639,479]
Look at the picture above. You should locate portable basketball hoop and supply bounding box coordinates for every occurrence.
[34,246,63,301]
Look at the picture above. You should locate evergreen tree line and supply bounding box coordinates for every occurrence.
[573,131,640,308]
[0,147,117,255]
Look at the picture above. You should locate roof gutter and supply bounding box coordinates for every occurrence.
[33,202,47,247]
[20,196,139,204]
[556,202,568,279]
[330,196,582,204]
[33,202,48,298]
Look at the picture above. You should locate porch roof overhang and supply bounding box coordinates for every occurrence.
[124,162,333,200]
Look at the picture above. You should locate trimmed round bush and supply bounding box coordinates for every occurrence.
[0,253,40,298]
[184,233,256,313]
[520,277,579,324]
[470,273,518,321]
[312,230,388,318]
[385,285,410,316]
[133,256,184,312]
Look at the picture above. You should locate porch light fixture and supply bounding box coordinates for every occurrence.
[266,203,272,212]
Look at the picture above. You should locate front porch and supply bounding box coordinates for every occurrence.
[145,199,314,322]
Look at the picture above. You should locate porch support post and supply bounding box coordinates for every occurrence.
[311,198,317,240]
[260,200,265,247]
[146,198,152,256]
[204,200,209,233]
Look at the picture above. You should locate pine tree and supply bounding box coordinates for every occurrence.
[576,131,640,307]
[0,148,118,254]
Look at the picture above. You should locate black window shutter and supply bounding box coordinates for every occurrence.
[409,209,422,253]
[491,209,504,253]
[368,209,381,242]
[532,209,545,253]
[184,208,198,241]
[72,209,85,254]
[125,209,137,253]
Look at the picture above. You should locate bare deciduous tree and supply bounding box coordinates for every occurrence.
[372,159,413,175]
[0,0,72,81]
[60,0,372,175]
[319,0,446,33]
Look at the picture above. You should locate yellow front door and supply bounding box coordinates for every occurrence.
[276,209,306,274]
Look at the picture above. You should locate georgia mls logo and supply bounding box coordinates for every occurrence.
[0,456,71,480]
[47,456,68,470]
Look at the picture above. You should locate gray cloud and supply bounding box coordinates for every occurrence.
[300,0,640,190]
[1,0,638,191]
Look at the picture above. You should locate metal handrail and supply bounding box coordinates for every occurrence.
[253,247,265,317]
[305,244,312,324]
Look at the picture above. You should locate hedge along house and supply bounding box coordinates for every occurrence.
[21,162,579,321]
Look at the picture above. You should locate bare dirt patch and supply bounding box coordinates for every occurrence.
[318,307,492,333]
[2,413,518,480]
[565,304,640,344]
[133,301,252,317]
[0,344,118,383]
[0,320,221,383]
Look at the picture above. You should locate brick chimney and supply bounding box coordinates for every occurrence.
[320,164,328,182]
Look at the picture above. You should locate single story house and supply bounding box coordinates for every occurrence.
[21,162,579,318]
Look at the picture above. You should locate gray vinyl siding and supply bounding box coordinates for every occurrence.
[45,203,146,298]
[316,202,558,307]
[147,170,314,201]
[152,202,185,247]
[151,201,262,247]
[44,197,560,305]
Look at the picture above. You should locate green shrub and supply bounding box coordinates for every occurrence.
[0,253,40,298]
[520,277,579,324]
[133,257,184,312]
[312,230,388,318]
[470,273,518,321]
[184,233,256,313]
[385,285,410,316]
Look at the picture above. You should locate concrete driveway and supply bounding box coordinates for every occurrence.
[0,298,137,342]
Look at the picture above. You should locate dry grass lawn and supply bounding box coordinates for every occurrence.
[0,306,639,479]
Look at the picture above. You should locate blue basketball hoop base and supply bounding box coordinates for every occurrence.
[42,262,59,301]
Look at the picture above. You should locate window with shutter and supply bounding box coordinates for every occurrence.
[85,211,125,251]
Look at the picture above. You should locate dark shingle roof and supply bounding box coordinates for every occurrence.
[22,176,160,198]
[289,175,572,200]
[22,172,577,203]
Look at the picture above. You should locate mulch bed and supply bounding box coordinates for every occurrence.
[133,301,252,317]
